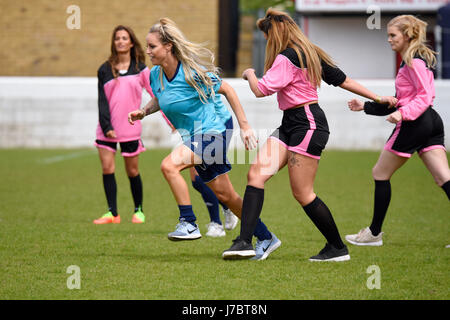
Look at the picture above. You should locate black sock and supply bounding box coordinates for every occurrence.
[103,173,117,216]
[441,180,450,200]
[302,196,345,249]
[240,185,264,244]
[369,180,391,236]
[129,174,143,211]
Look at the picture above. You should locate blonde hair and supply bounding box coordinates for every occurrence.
[149,18,219,103]
[388,15,436,69]
[257,8,336,87]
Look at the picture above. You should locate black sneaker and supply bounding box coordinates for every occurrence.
[222,236,255,260]
[309,243,350,262]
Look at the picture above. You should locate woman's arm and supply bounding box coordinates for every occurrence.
[340,77,397,107]
[242,68,265,98]
[218,80,258,150]
[128,96,160,125]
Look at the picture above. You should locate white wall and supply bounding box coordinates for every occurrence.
[305,16,437,79]
[0,77,449,151]
[306,16,397,79]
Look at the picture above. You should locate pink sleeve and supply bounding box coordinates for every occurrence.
[398,59,434,121]
[257,55,294,96]
[140,67,154,97]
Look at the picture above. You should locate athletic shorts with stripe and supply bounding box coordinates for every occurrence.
[270,103,329,160]
[384,107,446,158]
[95,139,146,157]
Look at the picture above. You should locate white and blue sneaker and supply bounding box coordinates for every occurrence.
[168,218,202,241]
[251,232,281,261]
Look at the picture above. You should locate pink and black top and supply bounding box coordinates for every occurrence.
[364,57,435,119]
[96,59,153,143]
[256,47,347,159]
[364,56,445,157]
[257,47,347,110]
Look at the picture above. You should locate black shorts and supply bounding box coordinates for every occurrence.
[270,103,329,159]
[95,139,146,157]
[384,107,446,158]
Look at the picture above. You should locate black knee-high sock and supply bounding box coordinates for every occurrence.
[103,173,117,216]
[129,174,143,211]
[302,196,345,249]
[240,185,264,244]
[441,180,450,200]
[369,180,391,236]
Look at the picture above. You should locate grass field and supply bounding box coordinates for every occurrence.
[0,148,448,300]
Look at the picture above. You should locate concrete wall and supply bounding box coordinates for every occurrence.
[0,77,449,150]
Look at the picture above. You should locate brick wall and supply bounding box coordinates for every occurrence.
[0,0,218,76]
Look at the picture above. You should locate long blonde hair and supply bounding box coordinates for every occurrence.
[257,8,336,87]
[149,18,220,103]
[388,15,436,69]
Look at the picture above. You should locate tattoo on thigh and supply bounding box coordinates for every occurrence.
[288,152,300,167]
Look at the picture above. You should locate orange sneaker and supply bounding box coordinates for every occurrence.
[132,208,145,224]
[93,212,120,224]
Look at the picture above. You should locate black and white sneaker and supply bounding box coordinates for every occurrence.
[222,237,255,260]
[309,243,350,262]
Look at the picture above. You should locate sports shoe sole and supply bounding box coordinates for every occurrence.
[345,238,383,246]
[309,254,351,262]
[222,250,256,260]
[206,232,226,237]
[168,234,202,241]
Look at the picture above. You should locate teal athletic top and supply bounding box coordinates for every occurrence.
[150,62,227,141]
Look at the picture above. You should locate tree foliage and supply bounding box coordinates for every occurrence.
[240,0,295,14]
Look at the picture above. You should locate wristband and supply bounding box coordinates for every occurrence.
[374,96,382,104]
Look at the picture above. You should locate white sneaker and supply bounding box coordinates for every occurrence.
[446,245,450,248]
[205,222,226,237]
[345,227,383,246]
[223,208,238,230]
[167,218,202,241]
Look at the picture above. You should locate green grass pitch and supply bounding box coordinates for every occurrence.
[0,148,448,300]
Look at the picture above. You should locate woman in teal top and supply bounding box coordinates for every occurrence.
[129,18,281,260]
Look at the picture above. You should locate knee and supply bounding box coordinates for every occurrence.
[247,166,267,187]
[292,188,315,206]
[126,166,139,178]
[372,165,385,180]
[435,176,449,187]
[102,163,115,175]
[214,190,231,204]
[160,159,175,177]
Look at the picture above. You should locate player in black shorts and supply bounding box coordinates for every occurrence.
[346,15,450,247]
[93,25,153,224]
[222,8,396,261]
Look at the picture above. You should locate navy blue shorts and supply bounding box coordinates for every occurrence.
[184,117,233,183]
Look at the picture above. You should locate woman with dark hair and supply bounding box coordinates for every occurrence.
[222,8,397,261]
[93,25,153,224]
